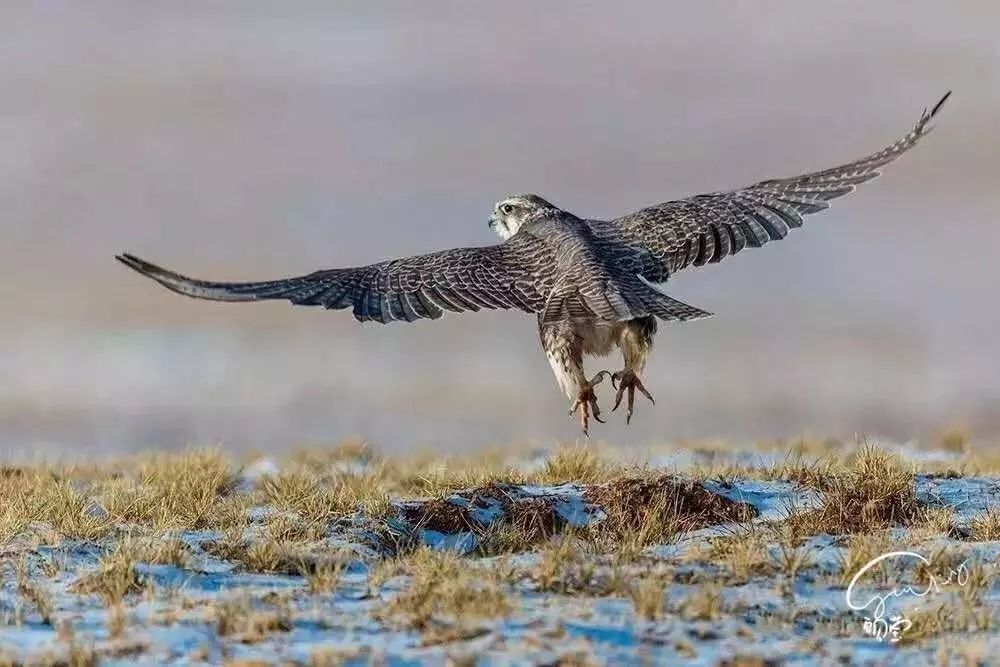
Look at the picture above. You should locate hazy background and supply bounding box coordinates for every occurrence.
[2,1,998,457]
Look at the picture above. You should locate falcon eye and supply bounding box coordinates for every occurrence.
[500,204,515,215]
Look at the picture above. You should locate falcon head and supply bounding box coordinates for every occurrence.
[489,194,557,240]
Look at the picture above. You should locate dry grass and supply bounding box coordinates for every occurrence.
[899,602,992,644]
[678,585,724,621]
[115,535,191,567]
[302,559,344,594]
[787,443,919,536]
[475,496,563,555]
[263,513,327,543]
[375,548,511,630]
[532,534,598,594]
[772,528,812,598]
[390,450,527,497]
[400,481,569,557]
[629,574,667,620]
[913,506,957,538]
[214,596,294,643]
[19,580,55,626]
[258,465,392,520]
[585,473,757,557]
[0,473,111,542]
[969,508,1000,541]
[257,470,345,524]
[98,450,234,530]
[836,533,894,586]
[705,528,774,584]
[3,438,998,663]
[206,535,310,575]
[70,543,146,605]
[107,604,127,640]
[531,445,617,485]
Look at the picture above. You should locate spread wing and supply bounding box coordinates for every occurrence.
[592,92,950,282]
[116,234,552,324]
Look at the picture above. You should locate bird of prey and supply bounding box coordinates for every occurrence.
[118,92,950,435]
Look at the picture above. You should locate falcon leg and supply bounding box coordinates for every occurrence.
[570,371,613,436]
[541,320,611,437]
[613,317,657,424]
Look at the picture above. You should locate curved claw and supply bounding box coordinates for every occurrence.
[611,370,656,425]
[590,370,613,387]
[612,386,626,413]
[571,371,614,436]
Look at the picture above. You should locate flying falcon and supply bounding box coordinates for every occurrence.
[118,93,950,434]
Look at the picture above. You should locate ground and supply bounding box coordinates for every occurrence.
[0,434,998,666]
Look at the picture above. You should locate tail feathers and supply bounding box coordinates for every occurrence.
[115,253,298,302]
[635,276,713,322]
[540,276,712,324]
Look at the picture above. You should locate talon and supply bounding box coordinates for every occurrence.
[613,384,626,412]
[610,369,655,425]
[571,371,613,436]
[591,396,605,424]
[589,370,613,387]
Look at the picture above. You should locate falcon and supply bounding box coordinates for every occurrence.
[117,93,950,435]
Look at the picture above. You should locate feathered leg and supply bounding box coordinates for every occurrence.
[613,317,657,424]
[540,319,609,436]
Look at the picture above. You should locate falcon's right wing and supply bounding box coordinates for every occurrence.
[117,233,553,324]
[593,92,950,282]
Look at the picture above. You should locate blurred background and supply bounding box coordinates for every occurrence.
[1,1,997,457]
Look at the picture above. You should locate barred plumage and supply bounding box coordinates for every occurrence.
[118,93,949,434]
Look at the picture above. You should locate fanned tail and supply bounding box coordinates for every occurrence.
[634,276,713,322]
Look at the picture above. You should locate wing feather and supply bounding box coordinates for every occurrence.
[116,233,551,325]
[593,93,950,281]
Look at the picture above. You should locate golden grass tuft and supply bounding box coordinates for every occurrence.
[70,543,146,605]
[0,472,111,542]
[214,596,294,642]
[99,450,234,530]
[788,443,919,536]
[896,600,992,644]
[375,548,511,630]
[388,450,527,498]
[705,529,774,584]
[302,559,344,595]
[206,535,309,575]
[629,574,667,620]
[678,585,723,621]
[531,445,615,485]
[914,506,957,537]
[18,580,54,626]
[532,534,597,594]
[257,470,342,524]
[836,532,893,586]
[114,534,191,567]
[969,508,1000,541]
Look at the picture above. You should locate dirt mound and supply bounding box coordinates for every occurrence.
[585,474,758,531]
[400,498,478,534]
[395,475,757,545]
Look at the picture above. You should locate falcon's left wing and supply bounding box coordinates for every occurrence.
[117,234,552,324]
[591,92,950,282]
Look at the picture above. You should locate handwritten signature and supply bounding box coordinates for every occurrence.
[844,550,970,643]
